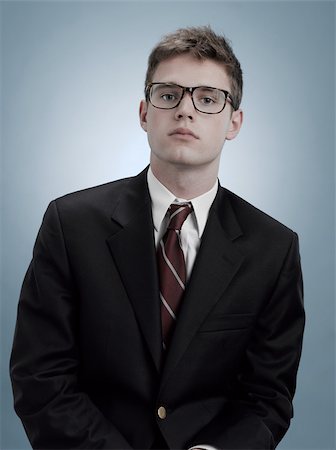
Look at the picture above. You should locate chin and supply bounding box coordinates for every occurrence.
[167,157,205,169]
[168,146,199,162]
[152,145,205,168]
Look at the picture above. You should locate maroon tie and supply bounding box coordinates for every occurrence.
[157,203,193,350]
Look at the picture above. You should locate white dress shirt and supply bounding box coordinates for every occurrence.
[147,167,218,280]
[147,167,218,450]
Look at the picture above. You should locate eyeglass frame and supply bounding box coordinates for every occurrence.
[145,82,237,114]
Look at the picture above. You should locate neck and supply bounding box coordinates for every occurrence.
[150,159,219,200]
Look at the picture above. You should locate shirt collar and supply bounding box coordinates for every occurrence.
[147,167,218,238]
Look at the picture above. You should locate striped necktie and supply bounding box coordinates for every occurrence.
[157,203,193,350]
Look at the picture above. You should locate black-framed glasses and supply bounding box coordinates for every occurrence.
[146,82,236,114]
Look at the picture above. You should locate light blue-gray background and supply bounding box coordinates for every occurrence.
[1,1,334,449]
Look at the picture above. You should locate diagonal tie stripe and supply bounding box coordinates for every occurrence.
[157,203,193,349]
[160,293,176,320]
[169,206,188,223]
[159,240,185,289]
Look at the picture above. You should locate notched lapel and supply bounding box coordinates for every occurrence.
[161,189,245,386]
[106,171,162,372]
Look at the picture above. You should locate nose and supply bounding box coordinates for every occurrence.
[174,91,195,120]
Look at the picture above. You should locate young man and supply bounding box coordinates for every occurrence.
[10,26,305,449]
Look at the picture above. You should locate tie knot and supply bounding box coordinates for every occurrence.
[167,203,193,231]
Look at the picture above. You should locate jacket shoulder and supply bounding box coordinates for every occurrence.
[55,176,133,207]
[50,168,148,216]
[221,187,297,239]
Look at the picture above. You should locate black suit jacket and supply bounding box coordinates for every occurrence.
[10,167,305,449]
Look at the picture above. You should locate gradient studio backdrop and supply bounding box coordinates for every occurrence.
[1,1,334,449]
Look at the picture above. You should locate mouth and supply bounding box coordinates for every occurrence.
[168,128,199,140]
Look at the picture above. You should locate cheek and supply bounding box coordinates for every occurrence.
[147,124,162,146]
[146,113,169,143]
[146,112,160,132]
[147,122,165,150]
[203,120,224,138]
[212,120,229,142]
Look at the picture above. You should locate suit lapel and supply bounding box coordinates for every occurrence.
[106,168,162,372]
[105,173,246,379]
[160,187,245,387]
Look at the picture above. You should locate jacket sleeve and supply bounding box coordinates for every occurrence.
[10,201,132,449]
[187,232,305,449]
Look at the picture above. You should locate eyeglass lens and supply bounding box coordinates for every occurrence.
[150,84,226,114]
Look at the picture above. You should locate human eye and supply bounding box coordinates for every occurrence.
[197,88,219,105]
[150,84,181,108]
[161,92,178,102]
[157,85,181,103]
[200,96,217,105]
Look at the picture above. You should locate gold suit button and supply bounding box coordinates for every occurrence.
[157,406,167,419]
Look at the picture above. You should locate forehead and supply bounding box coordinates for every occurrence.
[152,54,231,90]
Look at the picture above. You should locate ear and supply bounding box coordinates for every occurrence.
[226,109,243,141]
[139,100,148,132]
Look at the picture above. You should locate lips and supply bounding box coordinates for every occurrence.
[168,128,199,139]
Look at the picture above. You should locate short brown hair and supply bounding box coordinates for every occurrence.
[145,26,243,110]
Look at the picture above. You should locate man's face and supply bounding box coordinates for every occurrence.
[139,54,242,175]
